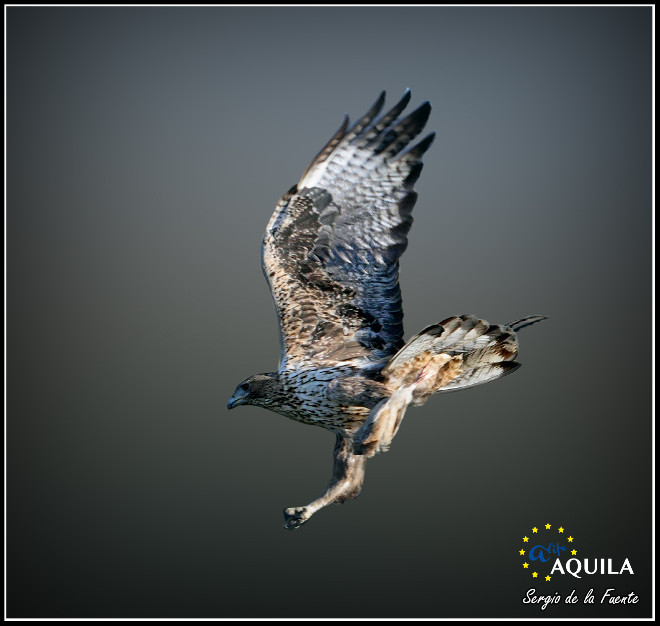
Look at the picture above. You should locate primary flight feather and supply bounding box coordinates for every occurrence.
[227,91,546,529]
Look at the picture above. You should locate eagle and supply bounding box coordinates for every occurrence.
[227,91,546,529]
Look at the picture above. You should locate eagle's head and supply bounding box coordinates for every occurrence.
[227,372,281,410]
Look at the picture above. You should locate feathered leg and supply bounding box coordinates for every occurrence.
[353,388,413,457]
[283,435,367,530]
[352,354,457,458]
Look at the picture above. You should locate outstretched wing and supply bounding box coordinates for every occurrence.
[262,91,435,371]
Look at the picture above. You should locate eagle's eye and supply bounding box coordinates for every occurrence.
[240,382,250,392]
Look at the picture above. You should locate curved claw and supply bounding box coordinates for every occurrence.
[283,506,310,530]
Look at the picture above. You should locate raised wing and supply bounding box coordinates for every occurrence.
[262,91,435,371]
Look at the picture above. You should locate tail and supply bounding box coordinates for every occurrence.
[507,315,548,332]
[353,314,545,457]
[383,315,525,396]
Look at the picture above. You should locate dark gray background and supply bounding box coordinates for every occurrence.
[7,6,652,618]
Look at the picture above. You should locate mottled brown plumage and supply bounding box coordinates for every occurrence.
[227,91,546,529]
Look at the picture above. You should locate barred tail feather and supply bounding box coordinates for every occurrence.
[507,315,548,332]
[435,360,521,394]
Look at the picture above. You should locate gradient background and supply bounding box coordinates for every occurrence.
[7,7,652,618]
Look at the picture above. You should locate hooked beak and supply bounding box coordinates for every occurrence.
[227,390,248,410]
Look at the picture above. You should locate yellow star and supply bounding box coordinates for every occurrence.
[568,536,574,542]
[523,562,529,569]
[558,527,564,533]
[523,536,529,542]
[519,549,525,555]
[532,526,538,533]
[545,523,551,529]
[532,572,538,578]
[545,575,551,581]
[571,549,577,555]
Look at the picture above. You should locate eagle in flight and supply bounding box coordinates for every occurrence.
[227,91,546,529]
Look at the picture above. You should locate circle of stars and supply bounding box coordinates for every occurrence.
[520,523,577,581]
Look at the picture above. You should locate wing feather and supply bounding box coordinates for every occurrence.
[262,92,435,370]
